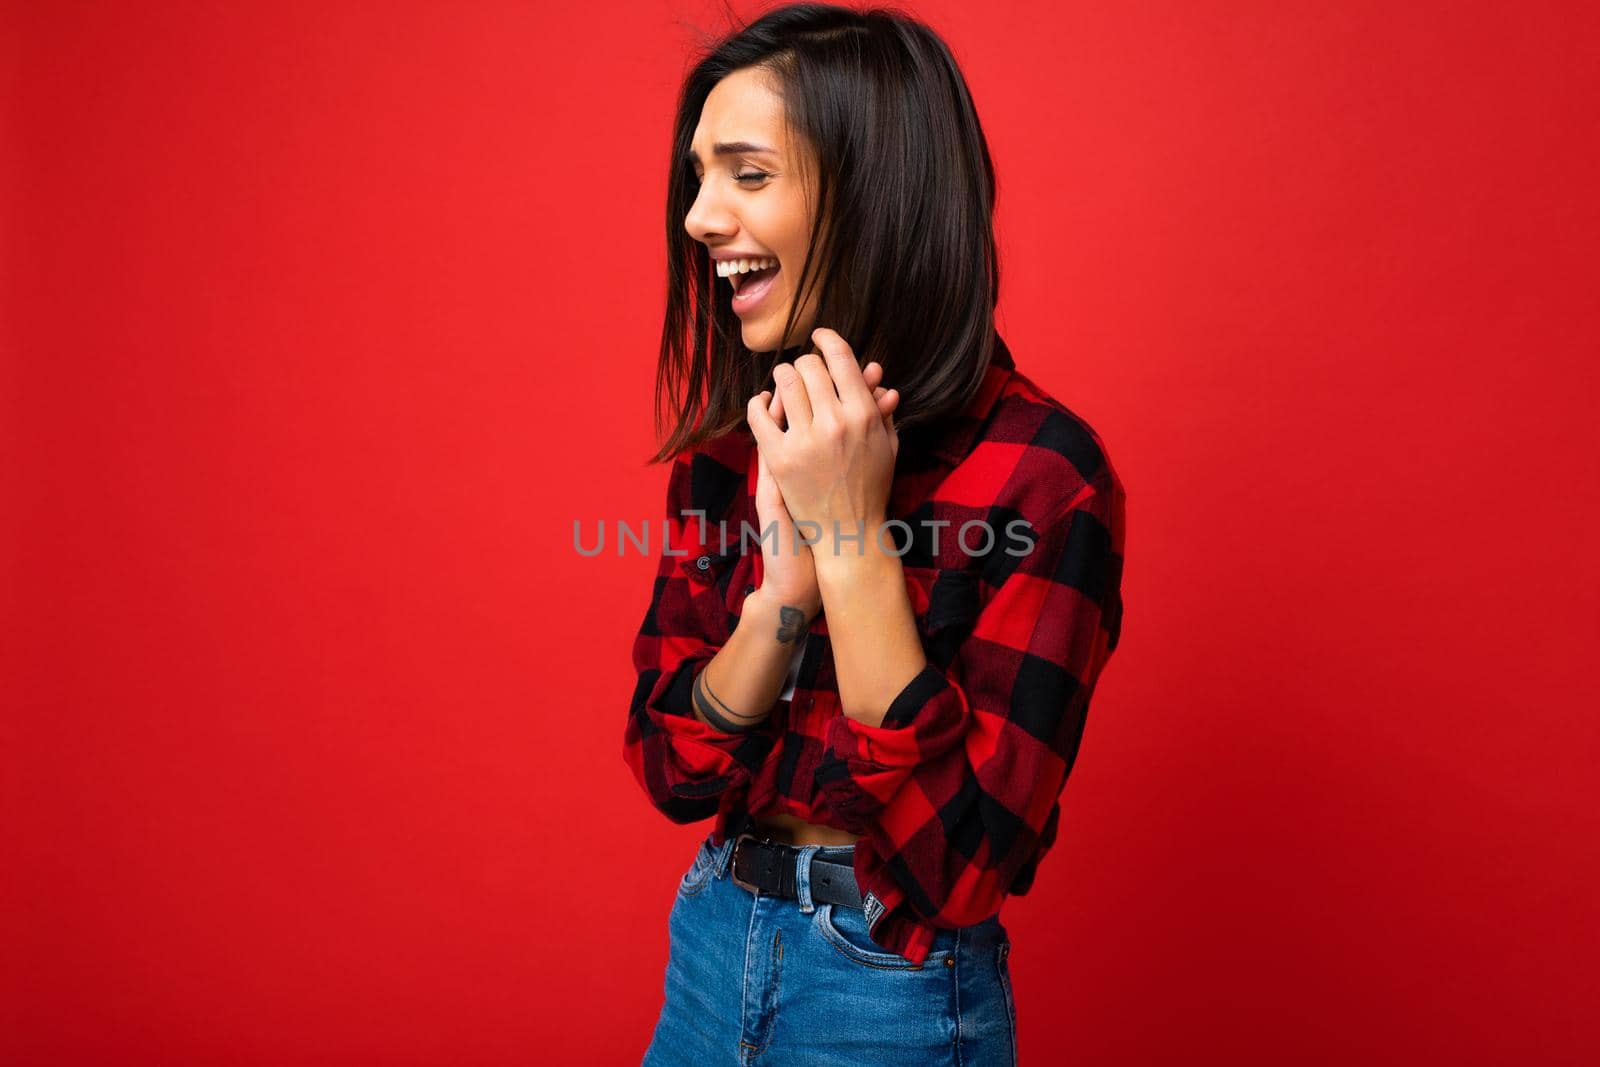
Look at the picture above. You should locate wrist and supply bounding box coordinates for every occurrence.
[813,517,899,586]
[744,586,821,631]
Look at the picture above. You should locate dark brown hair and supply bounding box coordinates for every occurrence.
[647,2,1003,464]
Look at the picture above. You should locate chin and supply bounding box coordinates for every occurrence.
[740,321,776,353]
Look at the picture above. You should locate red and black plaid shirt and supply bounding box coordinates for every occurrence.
[623,333,1127,964]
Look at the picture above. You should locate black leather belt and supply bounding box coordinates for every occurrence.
[729,831,864,910]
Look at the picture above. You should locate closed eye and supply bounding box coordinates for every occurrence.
[690,170,771,187]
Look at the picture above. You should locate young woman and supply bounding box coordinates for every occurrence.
[624,5,1127,1063]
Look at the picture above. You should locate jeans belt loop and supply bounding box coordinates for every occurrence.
[793,844,822,914]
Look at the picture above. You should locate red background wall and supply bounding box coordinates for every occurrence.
[4,1,1596,1063]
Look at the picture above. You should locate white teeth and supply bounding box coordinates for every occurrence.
[717,256,778,279]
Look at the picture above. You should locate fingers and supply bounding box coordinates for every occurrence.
[756,388,790,436]
[878,383,899,457]
[809,327,875,413]
[789,351,835,424]
[746,390,783,453]
[764,341,894,444]
[754,431,778,503]
[866,356,899,419]
[867,362,901,422]
[772,360,813,429]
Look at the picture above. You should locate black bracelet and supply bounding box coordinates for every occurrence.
[693,667,768,733]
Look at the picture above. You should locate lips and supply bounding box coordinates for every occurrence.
[732,265,780,313]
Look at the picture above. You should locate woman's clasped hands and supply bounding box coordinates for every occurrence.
[745,328,902,621]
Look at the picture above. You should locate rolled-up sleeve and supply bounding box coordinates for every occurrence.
[622,450,783,825]
[813,476,1126,962]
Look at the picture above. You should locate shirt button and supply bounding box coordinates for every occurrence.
[695,555,712,571]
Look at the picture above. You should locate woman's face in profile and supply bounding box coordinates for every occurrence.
[684,66,820,353]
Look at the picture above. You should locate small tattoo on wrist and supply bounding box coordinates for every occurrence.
[776,605,809,644]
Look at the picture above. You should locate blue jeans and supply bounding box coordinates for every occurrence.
[641,832,1018,1066]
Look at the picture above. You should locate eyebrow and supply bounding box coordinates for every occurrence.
[684,141,778,166]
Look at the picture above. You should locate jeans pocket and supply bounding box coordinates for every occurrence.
[676,836,717,897]
[812,902,953,970]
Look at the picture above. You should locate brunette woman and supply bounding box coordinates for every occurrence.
[625,5,1127,1063]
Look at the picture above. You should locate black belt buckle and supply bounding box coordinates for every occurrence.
[729,831,770,895]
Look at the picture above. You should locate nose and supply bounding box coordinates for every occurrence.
[683,178,735,245]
